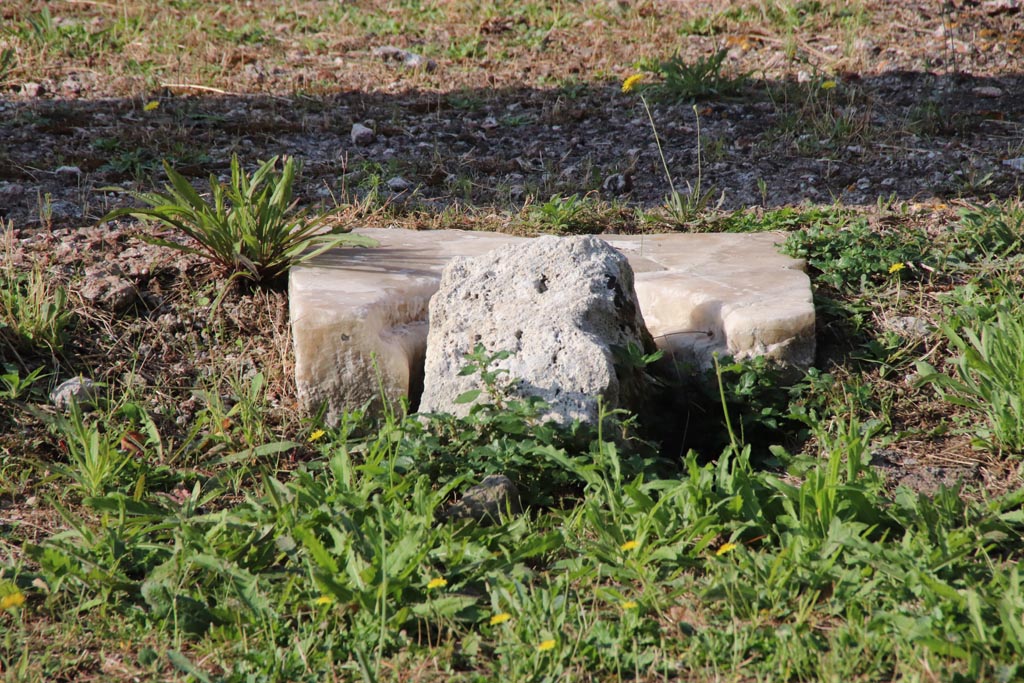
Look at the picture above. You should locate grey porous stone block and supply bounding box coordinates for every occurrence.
[418,235,659,427]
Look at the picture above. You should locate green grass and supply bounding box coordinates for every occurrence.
[5,381,1023,681]
[1,231,73,357]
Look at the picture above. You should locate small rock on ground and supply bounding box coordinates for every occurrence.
[51,377,101,411]
[441,475,522,525]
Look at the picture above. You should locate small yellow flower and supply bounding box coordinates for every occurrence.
[820,80,837,90]
[621,600,638,609]
[536,639,556,652]
[715,542,738,556]
[489,612,512,625]
[889,262,906,274]
[143,100,160,111]
[314,595,335,606]
[427,577,448,590]
[0,591,25,610]
[309,429,326,442]
[619,540,639,552]
[621,74,644,93]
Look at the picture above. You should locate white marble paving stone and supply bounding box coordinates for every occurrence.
[289,228,815,423]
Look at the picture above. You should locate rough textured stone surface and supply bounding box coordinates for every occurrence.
[441,475,522,525]
[80,266,138,314]
[419,235,657,426]
[289,228,814,423]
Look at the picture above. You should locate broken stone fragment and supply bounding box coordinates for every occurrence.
[419,234,658,427]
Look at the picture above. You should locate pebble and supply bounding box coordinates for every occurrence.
[602,173,632,195]
[21,82,45,97]
[351,122,375,146]
[972,85,1004,98]
[856,177,872,190]
[50,377,101,412]
[1003,157,1024,172]
[0,182,25,199]
[386,176,412,192]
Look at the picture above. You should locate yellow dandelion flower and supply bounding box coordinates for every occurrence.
[621,74,644,93]
[314,595,335,606]
[622,600,638,609]
[620,540,639,552]
[427,577,448,590]
[143,100,160,111]
[0,591,25,610]
[536,639,556,652]
[889,262,906,274]
[820,80,837,90]
[489,612,512,625]
[309,429,326,442]
[715,542,738,556]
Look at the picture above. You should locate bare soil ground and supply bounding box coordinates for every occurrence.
[2,0,1024,537]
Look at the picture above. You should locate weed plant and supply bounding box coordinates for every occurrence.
[622,76,723,226]
[102,155,376,287]
[637,49,747,102]
[783,215,934,292]
[526,193,604,234]
[917,298,1024,455]
[1,229,73,357]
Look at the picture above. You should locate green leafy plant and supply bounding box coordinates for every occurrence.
[412,344,609,506]
[41,402,135,498]
[527,193,602,234]
[948,201,1024,265]
[102,155,375,286]
[0,363,46,400]
[783,216,933,292]
[766,79,874,155]
[638,49,747,102]
[1,233,73,354]
[916,301,1024,455]
[0,48,14,84]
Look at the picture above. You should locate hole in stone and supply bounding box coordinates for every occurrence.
[515,330,523,340]
[340,333,351,341]
[535,275,548,293]
[407,340,427,412]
